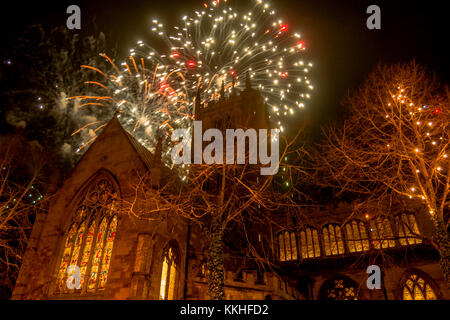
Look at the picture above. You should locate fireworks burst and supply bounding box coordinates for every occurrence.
[71,52,191,154]
[74,0,313,160]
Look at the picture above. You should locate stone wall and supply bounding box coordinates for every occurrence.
[310,262,448,300]
[188,269,299,300]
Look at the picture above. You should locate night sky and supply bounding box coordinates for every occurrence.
[1,0,449,137]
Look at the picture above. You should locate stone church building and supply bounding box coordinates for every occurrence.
[12,87,448,300]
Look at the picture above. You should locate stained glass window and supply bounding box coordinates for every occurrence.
[320,276,359,300]
[70,223,85,267]
[277,231,298,262]
[79,222,94,289]
[168,262,176,299]
[323,224,345,256]
[345,220,370,253]
[160,245,179,300]
[278,233,285,261]
[398,213,422,246]
[369,217,395,249]
[55,224,77,292]
[99,216,117,289]
[402,273,437,300]
[290,232,298,260]
[54,177,117,295]
[160,257,168,299]
[88,217,107,292]
[284,231,292,260]
[200,262,208,277]
[299,228,320,259]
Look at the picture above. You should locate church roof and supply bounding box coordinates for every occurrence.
[106,115,163,171]
[122,127,156,170]
[67,115,163,176]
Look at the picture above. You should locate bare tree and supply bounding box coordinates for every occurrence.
[0,134,47,297]
[317,61,450,288]
[116,128,308,300]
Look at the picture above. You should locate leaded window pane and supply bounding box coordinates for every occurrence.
[160,245,178,300]
[88,218,107,291]
[284,231,292,260]
[299,228,320,259]
[290,232,298,260]
[278,233,285,261]
[399,214,421,246]
[346,224,355,253]
[336,226,344,254]
[402,274,437,300]
[313,229,321,257]
[300,231,307,259]
[323,277,359,300]
[323,227,331,256]
[54,178,117,295]
[55,224,77,293]
[80,223,95,289]
[99,216,117,289]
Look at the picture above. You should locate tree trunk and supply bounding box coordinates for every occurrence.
[207,219,225,300]
[431,215,450,290]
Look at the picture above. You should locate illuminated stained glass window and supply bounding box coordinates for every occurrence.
[70,223,85,267]
[99,216,117,289]
[79,223,95,289]
[160,244,179,300]
[321,277,359,300]
[369,217,395,249]
[277,231,298,262]
[278,233,285,261]
[402,273,437,300]
[397,213,422,246]
[299,227,320,258]
[54,177,117,295]
[55,224,77,292]
[345,220,370,253]
[323,224,344,256]
[200,262,208,277]
[88,217,107,292]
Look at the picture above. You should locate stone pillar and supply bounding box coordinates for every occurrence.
[129,233,153,299]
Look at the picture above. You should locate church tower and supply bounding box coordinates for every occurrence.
[194,72,271,132]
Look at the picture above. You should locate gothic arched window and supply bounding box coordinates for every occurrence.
[277,231,298,262]
[160,243,179,300]
[299,227,320,258]
[369,216,395,249]
[55,177,118,294]
[344,220,370,253]
[322,224,344,256]
[320,275,359,300]
[402,273,437,300]
[397,213,422,246]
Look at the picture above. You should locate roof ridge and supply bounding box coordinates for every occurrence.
[113,117,157,169]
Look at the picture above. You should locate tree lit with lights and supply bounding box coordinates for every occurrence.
[319,61,450,288]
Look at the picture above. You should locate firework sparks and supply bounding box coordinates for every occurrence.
[73,0,313,159]
[147,0,314,129]
[73,52,191,153]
